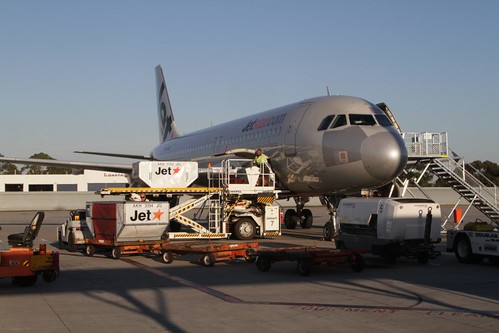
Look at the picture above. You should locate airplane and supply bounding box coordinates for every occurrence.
[0,65,409,231]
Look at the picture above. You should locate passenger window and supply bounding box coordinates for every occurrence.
[349,114,376,126]
[330,114,347,129]
[317,115,335,131]
[375,114,393,127]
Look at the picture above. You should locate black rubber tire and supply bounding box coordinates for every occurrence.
[233,218,256,240]
[161,250,174,264]
[284,209,298,229]
[323,222,334,241]
[455,236,482,264]
[67,232,77,253]
[58,231,64,250]
[256,256,271,272]
[201,253,216,267]
[42,270,58,283]
[300,209,313,229]
[111,247,121,260]
[350,253,365,272]
[13,275,38,287]
[84,244,95,257]
[296,258,313,276]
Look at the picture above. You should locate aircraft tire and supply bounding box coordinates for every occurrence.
[284,209,298,229]
[323,222,334,241]
[300,209,313,229]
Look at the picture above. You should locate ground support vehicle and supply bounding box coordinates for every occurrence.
[447,220,499,265]
[100,159,282,240]
[80,201,171,260]
[254,246,366,276]
[57,209,92,252]
[0,245,60,287]
[328,198,442,264]
[160,241,259,266]
[1,212,59,287]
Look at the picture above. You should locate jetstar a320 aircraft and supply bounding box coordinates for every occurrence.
[0,65,408,229]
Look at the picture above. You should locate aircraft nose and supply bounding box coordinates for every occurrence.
[361,131,408,182]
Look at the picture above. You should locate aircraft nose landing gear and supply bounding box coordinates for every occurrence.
[283,197,313,229]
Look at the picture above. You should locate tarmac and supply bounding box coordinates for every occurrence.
[0,208,497,333]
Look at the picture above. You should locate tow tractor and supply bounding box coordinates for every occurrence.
[1,212,60,287]
[446,219,499,265]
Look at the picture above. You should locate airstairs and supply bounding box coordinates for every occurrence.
[397,132,499,230]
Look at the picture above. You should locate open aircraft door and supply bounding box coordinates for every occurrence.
[284,103,311,156]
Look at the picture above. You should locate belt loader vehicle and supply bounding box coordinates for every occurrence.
[99,159,282,241]
[446,220,499,265]
[327,197,441,264]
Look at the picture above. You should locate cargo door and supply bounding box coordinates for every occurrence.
[284,103,311,156]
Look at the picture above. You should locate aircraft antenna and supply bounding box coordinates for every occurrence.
[326,86,331,96]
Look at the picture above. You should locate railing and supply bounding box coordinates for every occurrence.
[402,132,448,158]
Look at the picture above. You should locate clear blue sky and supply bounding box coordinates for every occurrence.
[1,1,498,164]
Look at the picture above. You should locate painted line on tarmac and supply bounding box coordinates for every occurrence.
[123,258,499,319]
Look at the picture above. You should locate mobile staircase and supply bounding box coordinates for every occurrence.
[396,132,499,230]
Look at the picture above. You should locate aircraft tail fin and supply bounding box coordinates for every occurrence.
[155,65,180,142]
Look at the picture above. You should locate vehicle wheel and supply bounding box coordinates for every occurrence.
[169,219,182,232]
[455,236,482,264]
[300,209,313,229]
[416,252,430,264]
[58,231,64,250]
[233,218,256,240]
[256,256,271,272]
[67,232,77,252]
[13,275,38,287]
[245,248,257,263]
[42,270,58,283]
[323,222,334,241]
[161,250,174,264]
[201,253,216,267]
[350,253,365,272]
[284,209,298,229]
[111,247,121,260]
[84,244,95,257]
[382,251,397,265]
[296,258,312,276]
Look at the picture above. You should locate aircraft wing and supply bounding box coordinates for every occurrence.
[0,157,133,174]
[74,151,153,160]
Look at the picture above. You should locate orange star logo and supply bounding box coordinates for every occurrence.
[153,209,164,220]
[173,167,181,174]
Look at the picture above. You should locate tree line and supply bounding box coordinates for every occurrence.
[0,152,73,175]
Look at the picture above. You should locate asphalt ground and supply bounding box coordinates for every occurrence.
[0,207,497,333]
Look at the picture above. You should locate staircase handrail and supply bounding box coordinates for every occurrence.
[435,152,498,207]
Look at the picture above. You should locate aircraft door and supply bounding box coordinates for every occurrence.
[284,103,311,156]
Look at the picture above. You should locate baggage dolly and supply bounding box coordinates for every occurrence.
[82,239,171,260]
[161,241,259,266]
[254,246,366,276]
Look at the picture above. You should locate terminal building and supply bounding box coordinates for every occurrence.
[0,170,128,193]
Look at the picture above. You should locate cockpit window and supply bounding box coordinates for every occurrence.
[330,114,347,129]
[375,114,393,127]
[349,114,376,126]
[317,115,335,131]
